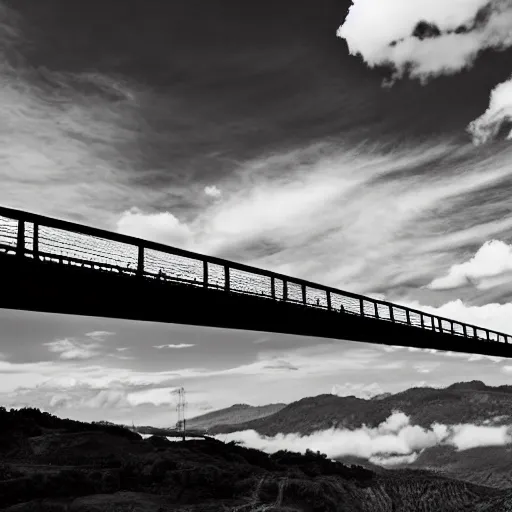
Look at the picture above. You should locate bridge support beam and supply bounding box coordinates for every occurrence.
[224,266,230,291]
[16,220,25,258]
[33,224,39,260]
[137,246,144,276]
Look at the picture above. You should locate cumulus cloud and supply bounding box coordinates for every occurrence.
[49,393,73,409]
[43,338,102,360]
[204,185,222,198]
[338,0,512,80]
[331,382,384,399]
[428,240,512,290]
[451,423,511,450]
[83,390,130,409]
[338,0,512,145]
[219,410,512,465]
[468,77,512,144]
[403,298,512,338]
[116,207,194,249]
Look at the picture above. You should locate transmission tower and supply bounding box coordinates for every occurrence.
[175,387,187,441]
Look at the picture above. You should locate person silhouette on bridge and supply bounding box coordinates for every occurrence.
[340,305,345,313]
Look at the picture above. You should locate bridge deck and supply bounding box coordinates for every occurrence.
[1,205,511,358]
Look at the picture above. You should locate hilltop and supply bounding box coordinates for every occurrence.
[210,380,512,436]
[186,402,287,431]
[1,405,512,511]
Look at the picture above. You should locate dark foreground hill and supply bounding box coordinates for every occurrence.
[210,380,512,436]
[1,406,512,511]
[186,402,287,430]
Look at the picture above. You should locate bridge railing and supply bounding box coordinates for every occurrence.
[1,205,510,345]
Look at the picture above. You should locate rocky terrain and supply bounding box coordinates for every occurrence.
[1,405,512,511]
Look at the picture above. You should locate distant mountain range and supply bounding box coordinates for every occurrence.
[200,380,512,490]
[208,380,512,436]
[186,402,287,430]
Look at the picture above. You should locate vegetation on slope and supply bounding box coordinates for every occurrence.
[0,405,511,511]
[210,381,512,436]
[186,403,287,430]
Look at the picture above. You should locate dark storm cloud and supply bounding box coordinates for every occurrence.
[7,0,511,174]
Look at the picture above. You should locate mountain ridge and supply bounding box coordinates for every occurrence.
[209,381,512,436]
[186,402,287,430]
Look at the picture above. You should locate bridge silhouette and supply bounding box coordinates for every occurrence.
[1,205,511,358]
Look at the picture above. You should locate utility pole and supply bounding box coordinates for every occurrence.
[175,387,187,442]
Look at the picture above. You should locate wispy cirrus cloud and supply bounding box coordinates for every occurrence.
[153,344,196,349]
[113,140,512,299]
[85,331,116,342]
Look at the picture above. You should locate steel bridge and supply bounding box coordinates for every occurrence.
[1,205,511,358]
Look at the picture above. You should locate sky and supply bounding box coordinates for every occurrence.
[2,0,512,427]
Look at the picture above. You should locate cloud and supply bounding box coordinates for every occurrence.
[428,240,512,290]
[468,76,512,144]
[49,393,73,409]
[83,390,130,409]
[126,387,181,407]
[0,1,146,225]
[219,410,512,465]
[331,382,384,399]
[116,207,194,248]
[107,354,135,361]
[108,138,512,302]
[412,362,441,374]
[337,0,512,81]
[153,344,196,349]
[85,331,115,342]
[402,298,512,338]
[338,0,512,145]
[262,359,299,371]
[450,423,511,450]
[43,338,102,360]
[204,185,222,198]
[212,345,404,379]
